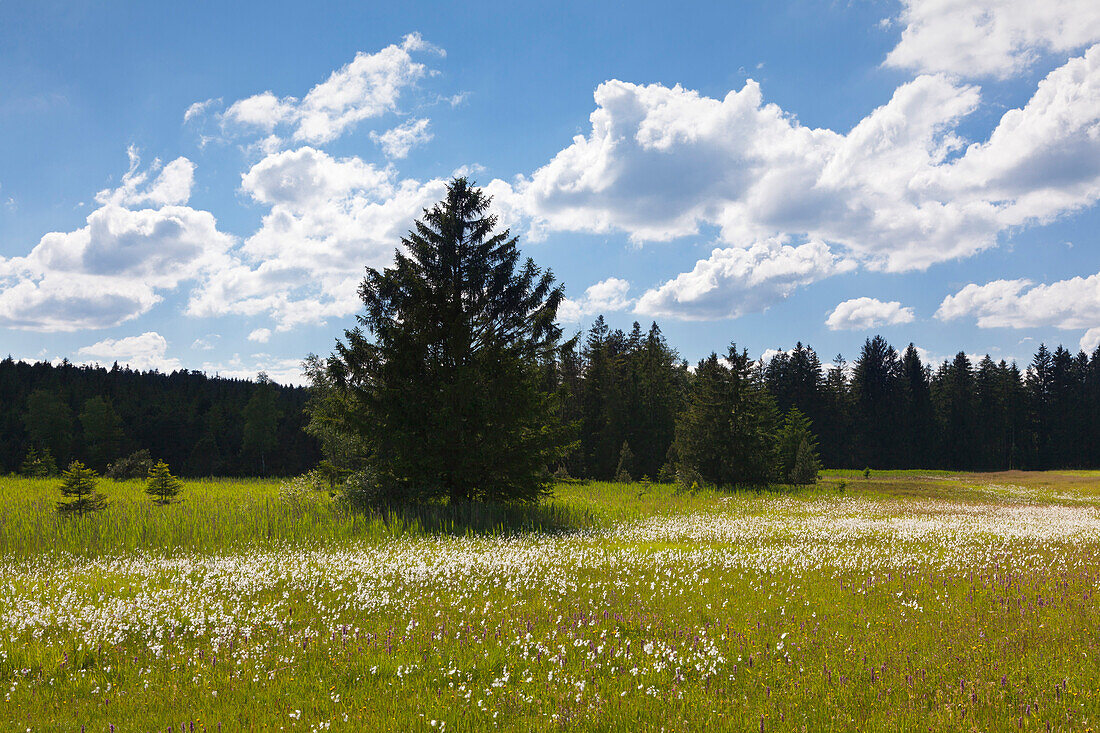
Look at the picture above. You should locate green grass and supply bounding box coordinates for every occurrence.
[3,472,1100,730]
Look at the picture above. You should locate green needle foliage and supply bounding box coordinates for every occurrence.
[776,407,821,484]
[145,460,184,505]
[56,460,107,517]
[19,446,56,477]
[327,178,571,505]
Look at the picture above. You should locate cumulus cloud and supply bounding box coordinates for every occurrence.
[0,153,234,331]
[825,297,916,331]
[247,328,272,343]
[558,277,632,322]
[634,239,855,320]
[480,44,1100,319]
[222,33,438,145]
[370,118,432,158]
[1082,327,1100,353]
[76,331,182,372]
[885,0,1100,79]
[936,272,1100,330]
[187,146,450,329]
[936,271,1100,351]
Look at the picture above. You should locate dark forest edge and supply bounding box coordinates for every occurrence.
[3,329,1098,478]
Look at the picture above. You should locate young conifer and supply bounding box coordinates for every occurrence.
[145,460,183,505]
[57,460,107,516]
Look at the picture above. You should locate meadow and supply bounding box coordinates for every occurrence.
[3,471,1100,731]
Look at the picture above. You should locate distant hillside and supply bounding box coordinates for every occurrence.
[0,357,319,476]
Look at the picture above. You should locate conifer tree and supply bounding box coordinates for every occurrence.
[674,345,778,487]
[791,437,819,485]
[20,446,57,477]
[145,460,183,505]
[57,460,107,516]
[776,407,821,483]
[615,441,635,483]
[327,178,570,504]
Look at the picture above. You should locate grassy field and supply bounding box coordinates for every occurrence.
[3,471,1100,730]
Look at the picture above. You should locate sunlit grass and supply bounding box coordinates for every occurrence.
[3,472,1100,730]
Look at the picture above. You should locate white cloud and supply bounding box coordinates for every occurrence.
[634,239,855,320]
[885,0,1100,79]
[1082,327,1100,353]
[492,46,1100,318]
[200,354,307,386]
[187,146,450,330]
[191,335,219,351]
[558,277,632,322]
[825,297,916,331]
[222,34,437,145]
[76,331,182,372]
[248,328,272,343]
[95,148,195,207]
[370,118,432,158]
[936,272,1100,330]
[183,97,220,123]
[0,153,234,331]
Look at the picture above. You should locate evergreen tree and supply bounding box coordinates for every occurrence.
[145,460,183,504]
[79,396,126,470]
[776,408,821,483]
[898,344,935,468]
[23,388,74,465]
[615,441,635,483]
[19,446,57,477]
[933,353,976,470]
[791,438,819,485]
[242,373,281,475]
[850,336,901,468]
[674,345,778,487]
[327,178,570,504]
[57,460,107,516]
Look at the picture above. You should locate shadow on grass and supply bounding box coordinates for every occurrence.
[351,499,597,537]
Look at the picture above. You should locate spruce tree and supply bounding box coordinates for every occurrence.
[615,441,635,483]
[790,437,819,485]
[145,460,183,505]
[20,446,57,477]
[776,407,821,483]
[57,460,107,516]
[327,178,570,504]
[674,345,778,487]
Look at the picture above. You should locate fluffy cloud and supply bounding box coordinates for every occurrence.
[222,34,437,145]
[936,272,1100,330]
[490,44,1100,319]
[370,118,432,158]
[76,331,182,372]
[634,240,854,320]
[247,328,272,343]
[825,297,916,331]
[885,0,1100,79]
[0,154,234,331]
[1082,327,1100,353]
[558,277,632,322]
[187,146,450,329]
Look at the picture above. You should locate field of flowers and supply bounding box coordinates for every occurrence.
[3,471,1100,731]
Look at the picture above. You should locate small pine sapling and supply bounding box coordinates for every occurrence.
[57,460,107,516]
[145,460,184,505]
[615,441,635,483]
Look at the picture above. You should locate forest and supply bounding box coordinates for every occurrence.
[0,357,319,477]
[3,323,1098,478]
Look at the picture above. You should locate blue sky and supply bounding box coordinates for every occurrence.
[2,0,1099,383]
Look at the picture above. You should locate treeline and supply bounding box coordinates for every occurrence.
[553,319,1100,477]
[0,357,319,476]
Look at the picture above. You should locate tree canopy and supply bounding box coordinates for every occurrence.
[325,178,571,504]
